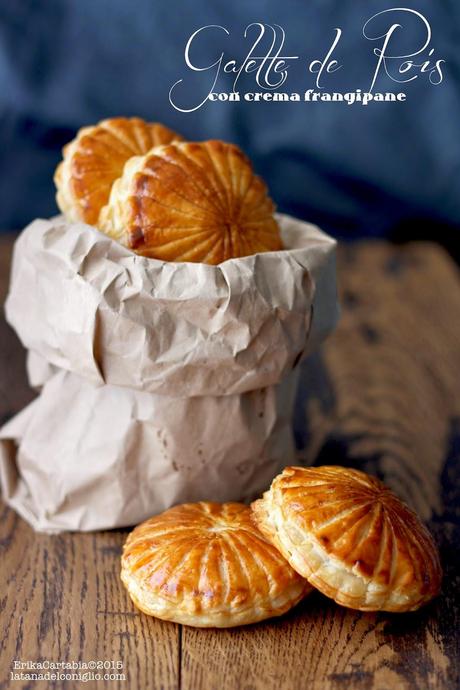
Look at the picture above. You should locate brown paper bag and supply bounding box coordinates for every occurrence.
[0,214,338,532]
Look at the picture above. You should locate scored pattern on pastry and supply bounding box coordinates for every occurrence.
[251,466,442,612]
[99,140,282,264]
[121,502,311,627]
[54,117,183,224]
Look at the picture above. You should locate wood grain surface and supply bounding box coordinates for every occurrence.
[0,235,459,690]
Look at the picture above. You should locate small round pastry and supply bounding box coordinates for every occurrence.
[120,502,311,627]
[251,466,442,612]
[54,117,183,224]
[98,140,282,264]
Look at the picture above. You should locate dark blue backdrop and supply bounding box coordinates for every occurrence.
[1,0,459,244]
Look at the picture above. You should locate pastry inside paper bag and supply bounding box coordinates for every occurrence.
[99,140,283,264]
[54,117,183,224]
[251,466,442,612]
[121,502,311,627]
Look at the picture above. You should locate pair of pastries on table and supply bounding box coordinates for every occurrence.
[121,466,442,628]
[54,116,282,264]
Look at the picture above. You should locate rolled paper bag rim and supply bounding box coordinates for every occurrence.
[5,213,339,397]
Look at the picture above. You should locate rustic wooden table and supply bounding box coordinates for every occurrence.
[0,235,459,690]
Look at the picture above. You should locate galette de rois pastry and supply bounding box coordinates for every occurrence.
[99,140,283,264]
[54,117,183,224]
[120,502,311,627]
[251,466,442,612]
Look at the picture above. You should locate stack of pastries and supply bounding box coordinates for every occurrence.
[54,116,282,264]
[121,466,442,628]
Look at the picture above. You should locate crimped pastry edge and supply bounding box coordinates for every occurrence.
[120,560,309,628]
[252,486,440,613]
[98,152,148,242]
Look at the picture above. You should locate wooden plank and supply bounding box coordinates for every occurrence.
[181,596,450,690]
[181,241,460,690]
[0,235,459,690]
[0,512,181,690]
[0,511,180,689]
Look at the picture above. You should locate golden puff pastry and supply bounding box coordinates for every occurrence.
[54,117,183,224]
[120,501,311,627]
[98,140,283,264]
[251,466,442,612]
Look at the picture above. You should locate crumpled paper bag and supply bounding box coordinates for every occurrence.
[0,214,338,532]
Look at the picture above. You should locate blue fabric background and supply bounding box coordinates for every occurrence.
[0,0,459,241]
